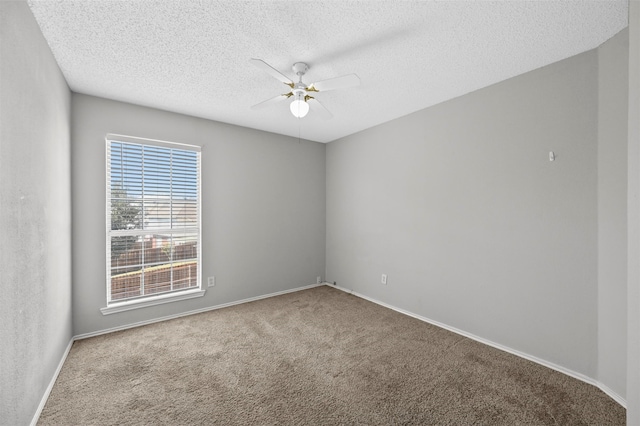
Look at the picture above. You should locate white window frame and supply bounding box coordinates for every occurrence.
[101,134,204,315]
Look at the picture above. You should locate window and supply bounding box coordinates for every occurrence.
[102,134,203,315]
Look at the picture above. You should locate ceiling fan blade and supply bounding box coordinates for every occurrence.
[307,98,333,120]
[250,93,291,110]
[307,73,360,92]
[250,58,294,87]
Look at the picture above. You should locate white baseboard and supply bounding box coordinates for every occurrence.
[326,283,627,409]
[30,338,74,426]
[598,382,627,408]
[33,281,625,426]
[75,283,323,340]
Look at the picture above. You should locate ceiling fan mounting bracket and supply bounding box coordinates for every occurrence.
[292,62,309,77]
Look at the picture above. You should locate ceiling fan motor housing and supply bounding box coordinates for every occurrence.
[292,84,307,97]
[292,90,306,101]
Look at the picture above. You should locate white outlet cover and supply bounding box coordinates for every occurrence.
[208,276,215,287]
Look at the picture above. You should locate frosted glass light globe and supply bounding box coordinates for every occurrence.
[290,99,309,118]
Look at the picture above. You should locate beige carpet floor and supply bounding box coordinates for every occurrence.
[38,286,625,425]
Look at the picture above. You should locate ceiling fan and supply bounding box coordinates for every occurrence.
[250,59,360,119]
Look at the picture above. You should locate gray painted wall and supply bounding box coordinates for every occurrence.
[597,29,629,400]
[0,2,72,425]
[327,50,601,377]
[1,2,633,423]
[72,94,326,335]
[627,1,640,424]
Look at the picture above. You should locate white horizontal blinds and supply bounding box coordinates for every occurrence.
[107,138,200,303]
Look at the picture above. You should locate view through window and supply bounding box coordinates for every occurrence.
[106,136,201,304]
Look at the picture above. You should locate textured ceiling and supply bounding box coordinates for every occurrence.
[27,1,628,143]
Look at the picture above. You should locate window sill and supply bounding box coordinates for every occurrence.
[100,288,206,315]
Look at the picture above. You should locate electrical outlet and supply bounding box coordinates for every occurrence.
[381,274,387,285]
[208,276,215,287]
[316,276,321,284]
